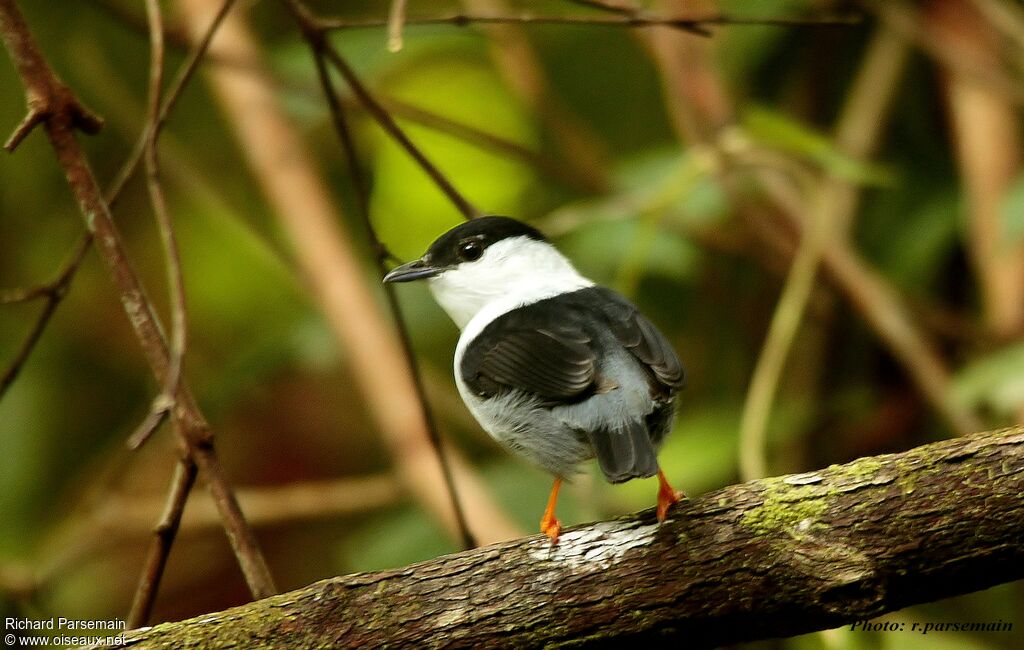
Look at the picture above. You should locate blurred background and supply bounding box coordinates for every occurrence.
[1,0,1023,647]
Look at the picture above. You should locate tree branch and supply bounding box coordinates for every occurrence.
[0,0,276,603]
[104,427,1024,648]
[306,44,477,549]
[315,11,860,32]
[284,0,481,221]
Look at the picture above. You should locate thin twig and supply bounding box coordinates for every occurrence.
[128,0,189,452]
[386,0,408,52]
[563,0,711,36]
[106,0,238,205]
[0,233,91,400]
[126,458,197,629]
[308,47,477,549]
[316,12,859,32]
[1,0,236,404]
[0,0,276,609]
[324,51,480,219]
[739,27,911,480]
[120,0,194,627]
[285,0,480,220]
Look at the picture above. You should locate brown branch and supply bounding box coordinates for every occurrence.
[0,232,91,400]
[1,0,236,404]
[127,458,197,628]
[0,0,276,613]
[120,0,197,627]
[103,427,1024,649]
[307,46,477,549]
[285,0,480,221]
[315,11,861,32]
[128,0,188,451]
[386,0,408,52]
[180,0,521,544]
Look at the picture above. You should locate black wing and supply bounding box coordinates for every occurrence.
[595,288,685,393]
[460,287,683,402]
[462,318,597,401]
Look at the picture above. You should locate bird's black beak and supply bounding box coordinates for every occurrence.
[383,258,441,283]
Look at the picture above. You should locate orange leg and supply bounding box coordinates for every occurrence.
[656,469,685,522]
[540,478,563,543]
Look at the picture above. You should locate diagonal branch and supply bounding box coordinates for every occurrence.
[0,233,91,400]
[178,0,521,544]
[738,26,912,480]
[0,0,236,405]
[0,0,276,614]
[102,426,1024,649]
[307,47,477,549]
[285,0,481,221]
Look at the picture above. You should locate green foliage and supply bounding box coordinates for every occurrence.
[1,1,1021,646]
[953,343,1024,420]
[742,105,896,185]
[368,43,538,260]
[1001,172,1024,248]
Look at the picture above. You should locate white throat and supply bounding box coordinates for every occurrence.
[426,236,593,330]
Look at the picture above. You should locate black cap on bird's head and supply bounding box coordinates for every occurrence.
[383,216,546,283]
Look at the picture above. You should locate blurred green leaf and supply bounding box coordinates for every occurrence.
[873,192,960,292]
[953,342,1024,417]
[717,0,806,86]
[1001,172,1024,248]
[338,507,456,573]
[369,55,538,260]
[742,105,896,186]
[559,218,700,288]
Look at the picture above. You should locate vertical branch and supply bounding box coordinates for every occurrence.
[309,48,476,549]
[739,27,911,480]
[284,0,480,220]
[126,458,197,628]
[0,0,276,613]
[928,0,1024,339]
[386,0,408,52]
[129,0,190,449]
[179,0,521,543]
[121,0,195,627]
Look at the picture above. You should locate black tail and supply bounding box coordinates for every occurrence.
[586,420,659,484]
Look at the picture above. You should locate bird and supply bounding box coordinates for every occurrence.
[384,215,685,542]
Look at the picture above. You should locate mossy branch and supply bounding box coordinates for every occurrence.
[104,427,1024,649]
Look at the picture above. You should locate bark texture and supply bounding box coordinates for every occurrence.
[107,427,1024,649]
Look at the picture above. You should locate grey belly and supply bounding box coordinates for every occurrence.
[465,390,594,479]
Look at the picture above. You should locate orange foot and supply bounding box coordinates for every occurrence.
[540,478,563,544]
[656,469,686,522]
[540,514,562,543]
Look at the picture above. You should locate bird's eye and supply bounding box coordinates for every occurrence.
[457,238,484,262]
